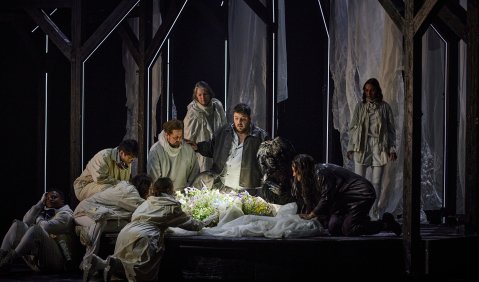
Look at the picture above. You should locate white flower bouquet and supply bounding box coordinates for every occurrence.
[176,187,275,226]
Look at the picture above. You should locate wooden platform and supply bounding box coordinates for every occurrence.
[1,224,478,282]
[159,224,479,282]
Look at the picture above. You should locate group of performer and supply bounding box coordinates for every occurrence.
[0,79,401,281]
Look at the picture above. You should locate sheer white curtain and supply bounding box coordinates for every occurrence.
[330,0,405,217]
[227,0,288,130]
[227,0,268,128]
[330,0,467,218]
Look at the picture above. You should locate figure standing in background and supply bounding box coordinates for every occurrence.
[347,78,397,220]
[184,81,227,172]
[74,139,139,201]
[187,103,270,196]
[147,120,199,192]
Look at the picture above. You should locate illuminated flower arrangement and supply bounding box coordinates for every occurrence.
[176,187,275,226]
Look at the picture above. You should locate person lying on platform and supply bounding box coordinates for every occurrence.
[84,177,205,282]
[74,173,152,277]
[74,139,139,201]
[0,190,78,274]
[291,154,402,236]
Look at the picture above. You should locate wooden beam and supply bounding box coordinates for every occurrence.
[465,0,479,234]
[243,0,271,24]
[136,0,153,173]
[146,0,188,63]
[379,0,405,31]
[70,0,83,208]
[24,7,72,59]
[437,1,467,42]
[80,0,140,62]
[117,21,140,65]
[412,0,444,35]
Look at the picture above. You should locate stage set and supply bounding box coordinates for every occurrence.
[1,0,479,281]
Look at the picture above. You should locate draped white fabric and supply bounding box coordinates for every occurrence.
[120,1,466,217]
[330,0,466,217]
[168,202,327,238]
[330,0,406,216]
[227,0,268,128]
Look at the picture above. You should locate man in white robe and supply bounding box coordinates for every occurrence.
[147,120,200,192]
[74,139,139,201]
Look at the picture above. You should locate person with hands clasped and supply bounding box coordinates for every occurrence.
[0,190,77,274]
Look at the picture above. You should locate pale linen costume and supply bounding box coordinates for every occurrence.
[108,194,204,281]
[147,131,200,192]
[0,197,75,272]
[347,100,396,219]
[73,181,145,271]
[74,147,132,201]
[183,98,227,172]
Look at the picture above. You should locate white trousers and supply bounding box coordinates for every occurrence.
[354,163,384,220]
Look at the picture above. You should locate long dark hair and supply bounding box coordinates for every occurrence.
[291,154,319,213]
[362,77,383,103]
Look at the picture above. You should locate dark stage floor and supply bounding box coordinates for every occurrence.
[0,224,477,282]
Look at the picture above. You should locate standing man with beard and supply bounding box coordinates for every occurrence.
[187,103,270,196]
[147,120,199,192]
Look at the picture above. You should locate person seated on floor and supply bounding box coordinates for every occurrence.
[74,173,152,276]
[84,177,205,282]
[291,154,402,236]
[0,190,78,274]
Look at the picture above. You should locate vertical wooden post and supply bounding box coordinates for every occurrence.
[137,0,153,173]
[465,0,479,234]
[402,0,423,275]
[70,0,83,207]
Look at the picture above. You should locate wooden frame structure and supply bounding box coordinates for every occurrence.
[1,0,478,278]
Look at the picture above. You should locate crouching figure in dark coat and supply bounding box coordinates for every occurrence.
[292,154,401,236]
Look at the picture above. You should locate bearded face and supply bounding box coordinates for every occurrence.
[233,112,251,134]
[166,129,183,148]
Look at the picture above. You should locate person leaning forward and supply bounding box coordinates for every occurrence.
[74,139,138,201]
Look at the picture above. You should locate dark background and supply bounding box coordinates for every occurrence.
[0,0,340,238]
